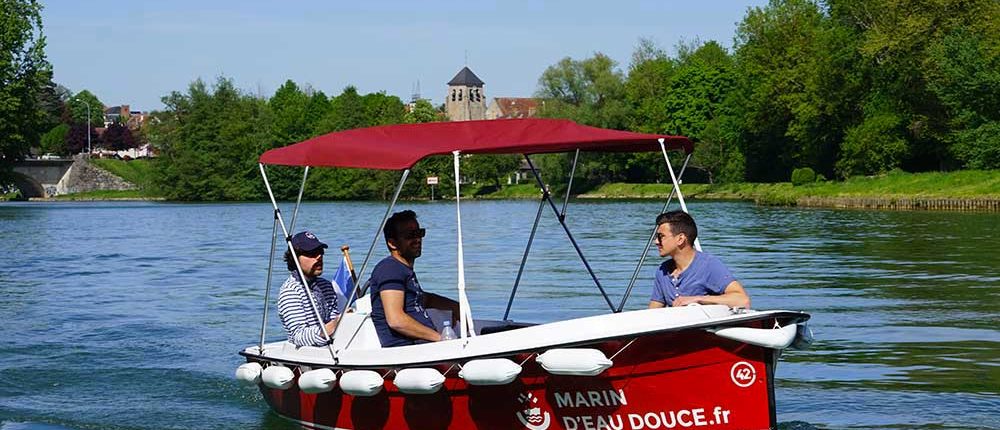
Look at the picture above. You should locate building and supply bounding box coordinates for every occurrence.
[445,66,487,121]
[103,104,148,130]
[485,97,539,120]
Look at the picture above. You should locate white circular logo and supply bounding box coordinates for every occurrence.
[730,361,757,387]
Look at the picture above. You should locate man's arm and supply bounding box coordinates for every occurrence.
[381,289,442,342]
[423,292,461,324]
[672,281,750,308]
[648,300,666,309]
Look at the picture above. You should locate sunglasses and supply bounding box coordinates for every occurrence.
[403,228,426,239]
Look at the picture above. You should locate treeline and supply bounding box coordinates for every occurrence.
[4,0,998,200]
[535,0,1000,184]
[145,79,518,200]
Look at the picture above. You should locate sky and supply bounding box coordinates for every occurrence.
[41,0,769,112]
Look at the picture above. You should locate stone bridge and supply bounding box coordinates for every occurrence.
[10,155,136,198]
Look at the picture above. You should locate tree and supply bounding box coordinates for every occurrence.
[151,77,269,200]
[317,86,368,133]
[732,0,862,180]
[1,0,50,179]
[66,122,99,154]
[405,99,438,124]
[363,92,406,126]
[39,123,68,155]
[102,123,137,151]
[66,90,104,128]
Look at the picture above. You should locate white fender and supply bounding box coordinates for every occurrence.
[339,370,384,397]
[298,368,337,394]
[537,349,612,376]
[711,323,798,349]
[235,362,262,387]
[393,368,445,394]
[459,358,522,386]
[261,365,295,390]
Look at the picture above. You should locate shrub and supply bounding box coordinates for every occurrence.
[791,167,817,186]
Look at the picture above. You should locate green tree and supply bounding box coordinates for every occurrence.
[66,90,104,128]
[829,0,1000,171]
[152,77,270,200]
[924,30,1000,169]
[317,86,368,133]
[732,0,862,180]
[0,0,50,179]
[405,99,438,123]
[39,123,68,154]
[363,92,406,126]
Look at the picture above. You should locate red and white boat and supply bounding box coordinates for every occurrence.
[237,118,811,430]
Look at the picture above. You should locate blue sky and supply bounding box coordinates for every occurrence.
[42,0,768,111]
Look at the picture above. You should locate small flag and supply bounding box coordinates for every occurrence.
[331,255,355,313]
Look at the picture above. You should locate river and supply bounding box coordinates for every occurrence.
[0,200,997,429]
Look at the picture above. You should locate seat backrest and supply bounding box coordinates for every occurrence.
[331,311,382,350]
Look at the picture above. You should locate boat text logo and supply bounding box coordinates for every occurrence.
[516,392,552,430]
[730,361,756,387]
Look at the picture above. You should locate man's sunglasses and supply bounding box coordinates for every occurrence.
[300,249,325,258]
[403,228,426,239]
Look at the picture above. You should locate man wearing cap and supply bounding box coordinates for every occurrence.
[277,231,342,347]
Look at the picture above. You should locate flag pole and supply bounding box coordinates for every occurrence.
[340,245,358,285]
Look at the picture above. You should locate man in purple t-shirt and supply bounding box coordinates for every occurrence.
[649,211,750,309]
[369,210,460,347]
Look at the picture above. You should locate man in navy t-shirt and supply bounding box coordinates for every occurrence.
[649,211,750,309]
[369,210,460,347]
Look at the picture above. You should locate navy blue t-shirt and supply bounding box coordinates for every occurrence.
[368,256,435,347]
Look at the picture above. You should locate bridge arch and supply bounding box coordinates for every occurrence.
[7,171,46,199]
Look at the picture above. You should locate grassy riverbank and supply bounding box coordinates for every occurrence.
[571,170,1000,205]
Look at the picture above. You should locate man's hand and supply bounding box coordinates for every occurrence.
[671,295,704,307]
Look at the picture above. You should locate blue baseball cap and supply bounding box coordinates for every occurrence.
[290,231,328,253]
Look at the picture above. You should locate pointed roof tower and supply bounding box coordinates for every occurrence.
[448,66,485,86]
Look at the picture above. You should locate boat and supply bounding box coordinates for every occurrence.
[236,118,812,430]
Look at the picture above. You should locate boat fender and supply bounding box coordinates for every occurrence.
[339,370,384,397]
[458,358,522,385]
[235,362,262,386]
[393,368,445,394]
[711,323,798,349]
[261,365,295,390]
[537,349,612,376]
[791,323,814,350]
[298,368,337,394]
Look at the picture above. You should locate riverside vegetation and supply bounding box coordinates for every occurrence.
[2,0,999,204]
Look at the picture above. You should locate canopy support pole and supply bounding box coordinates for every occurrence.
[355,169,410,298]
[524,155,616,312]
[503,193,545,321]
[258,213,280,352]
[452,151,475,338]
[258,163,337,360]
[288,166,310,233]
[615,151,692,312]
[661,140,701,251]
[561,149,580,220]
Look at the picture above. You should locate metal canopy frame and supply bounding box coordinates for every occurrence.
[254,137,694,353]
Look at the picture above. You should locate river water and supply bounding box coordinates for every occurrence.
[0,200,997,429]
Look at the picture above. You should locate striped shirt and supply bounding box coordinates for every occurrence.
[277,273,340,347]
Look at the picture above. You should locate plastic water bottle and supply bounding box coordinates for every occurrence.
[440,320,457,341]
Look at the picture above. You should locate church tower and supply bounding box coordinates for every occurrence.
[445,66,486,121]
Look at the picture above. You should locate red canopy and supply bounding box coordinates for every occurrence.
[259,118,693,170]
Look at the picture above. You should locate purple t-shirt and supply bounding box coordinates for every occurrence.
[369,256,435,347]
[651,251,736,306]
